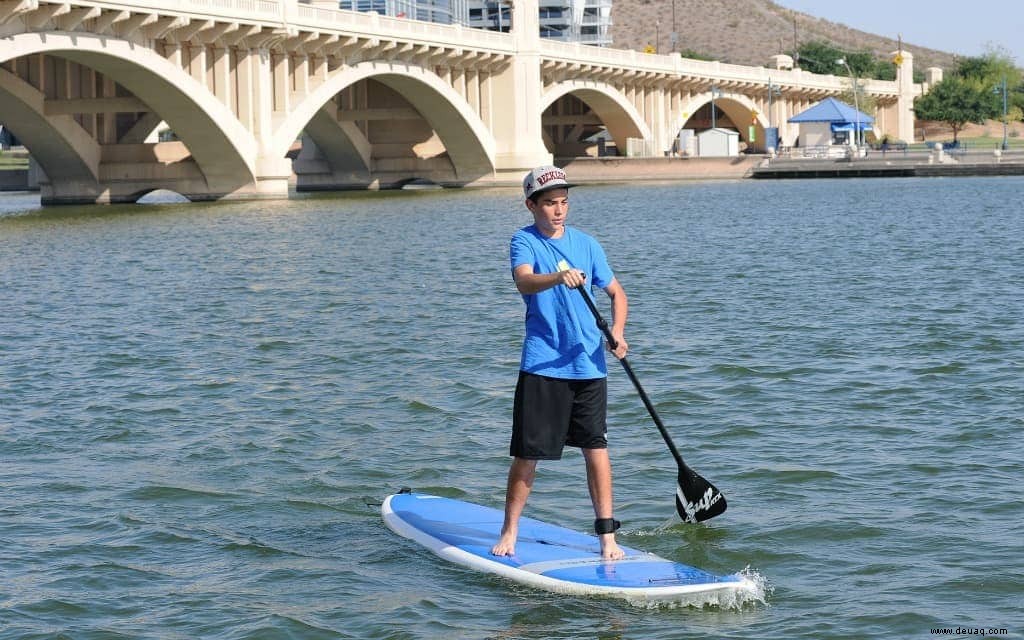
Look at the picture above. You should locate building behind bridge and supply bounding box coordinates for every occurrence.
[338,0,612,45]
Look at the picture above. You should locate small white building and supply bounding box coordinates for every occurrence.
[697,128,739,157]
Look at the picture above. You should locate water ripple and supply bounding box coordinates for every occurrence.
[1,180,1022,638]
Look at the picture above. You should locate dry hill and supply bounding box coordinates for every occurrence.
[610,0,958,72]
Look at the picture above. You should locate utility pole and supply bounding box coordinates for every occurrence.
[670,0,677,53]
[792,16,799,67]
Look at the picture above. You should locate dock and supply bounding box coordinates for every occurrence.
[751,148,1024,179]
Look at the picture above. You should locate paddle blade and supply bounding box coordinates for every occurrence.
[675,465,727,523]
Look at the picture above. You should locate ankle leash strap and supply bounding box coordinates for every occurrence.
[594,518,621,535]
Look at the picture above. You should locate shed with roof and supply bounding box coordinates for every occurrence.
[788,97,875,154]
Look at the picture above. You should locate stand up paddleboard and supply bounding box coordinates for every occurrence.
[382,491,757,604]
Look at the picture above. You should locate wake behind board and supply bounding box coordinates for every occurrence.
[382,492,756,603]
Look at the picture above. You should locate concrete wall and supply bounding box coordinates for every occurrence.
[799,123,832,148]
[560,155,758,183]
[0,169,30,190]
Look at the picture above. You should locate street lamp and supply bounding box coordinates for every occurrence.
[767,78,782,129]
[994,75,1009,151]
[836,58,861,153]
[710,85,722,129]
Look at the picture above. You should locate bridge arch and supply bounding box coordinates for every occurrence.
[0,66,103,198]
[0,32,257,200]
[277,61,496,184]
[674,91,765,150]
[540,81,650,155]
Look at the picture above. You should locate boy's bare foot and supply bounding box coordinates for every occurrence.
[491,531,517,557]
[599,534,625,560]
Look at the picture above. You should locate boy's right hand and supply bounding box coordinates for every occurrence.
[557,269,586,289]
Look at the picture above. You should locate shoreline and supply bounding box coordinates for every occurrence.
[553,153,1024,183]
[6,152,1024,196]
[557,155,757,183]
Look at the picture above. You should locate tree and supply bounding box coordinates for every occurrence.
[1012,79,1024,122]
[913,76,1001,142]
[954,50,1019,85]
[678,48,714,62]
[793,41,898,80]
[872,60,896,81]
[955,48,1024,123]
[842,51,875,78]
[838,86,876,117]
[793,40,844,75]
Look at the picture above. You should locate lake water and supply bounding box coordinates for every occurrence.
[1,177,1021,639]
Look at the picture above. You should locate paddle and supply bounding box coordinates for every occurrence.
[575,284,727,523]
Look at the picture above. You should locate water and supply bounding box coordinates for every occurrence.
[1,178,1021,639]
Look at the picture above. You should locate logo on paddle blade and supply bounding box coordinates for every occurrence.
[677,487,723,523]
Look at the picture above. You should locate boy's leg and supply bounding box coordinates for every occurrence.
[582,447,624,560]
[491,457,538,556]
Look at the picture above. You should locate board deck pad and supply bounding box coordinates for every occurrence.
[382,492,758,604]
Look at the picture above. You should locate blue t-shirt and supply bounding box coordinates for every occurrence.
[510,225,615,379]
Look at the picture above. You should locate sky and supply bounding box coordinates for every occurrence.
[772,0,1024,65]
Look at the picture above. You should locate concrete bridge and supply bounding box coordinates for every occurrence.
[0,0,926,203]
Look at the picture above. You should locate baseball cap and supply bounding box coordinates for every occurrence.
[523,165,575,199]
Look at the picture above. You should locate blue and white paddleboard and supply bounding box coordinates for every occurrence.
[382,491,757,604]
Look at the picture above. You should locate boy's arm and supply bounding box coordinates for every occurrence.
[513,263,586,294]
[603,278,628,358]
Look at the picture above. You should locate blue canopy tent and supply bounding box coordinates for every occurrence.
[788,97,874,128]
[788,97,874,151]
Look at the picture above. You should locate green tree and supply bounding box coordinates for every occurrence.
[794,41,901,80]
[872,60,896,81]
[1011,79,1024,121]
[842,51,875,78]
[955,48,1024,123]
[837,86,876,117]
[954,51,1018,84]
[793,40,844,75]
[955,55,996,81]
[914,76,1001,142]
[678,48,714,62]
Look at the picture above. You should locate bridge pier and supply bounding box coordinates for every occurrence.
[490,0,554,176]
[32,144,291,205]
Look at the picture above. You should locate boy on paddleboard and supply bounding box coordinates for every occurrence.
[491,165,630,561]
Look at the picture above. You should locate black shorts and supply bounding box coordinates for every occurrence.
[510,371,608,460]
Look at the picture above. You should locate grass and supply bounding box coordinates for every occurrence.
[946,134,1024,149]
[0,151,29,170]
[903,135,1024,152]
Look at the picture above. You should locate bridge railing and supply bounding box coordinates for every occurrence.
[68,0,279,22]
[31,0,906,98]
[537,39,902,97]
[292,4,515,51]
[54,0,516,52]
[625,137,659,157]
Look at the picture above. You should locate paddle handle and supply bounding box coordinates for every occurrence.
[574,286,688,469]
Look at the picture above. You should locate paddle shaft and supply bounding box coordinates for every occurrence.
[574,286,688,470]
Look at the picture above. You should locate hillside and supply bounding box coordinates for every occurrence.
[609,0,958,72]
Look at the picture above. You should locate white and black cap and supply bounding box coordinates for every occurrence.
[522,165,575,199]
